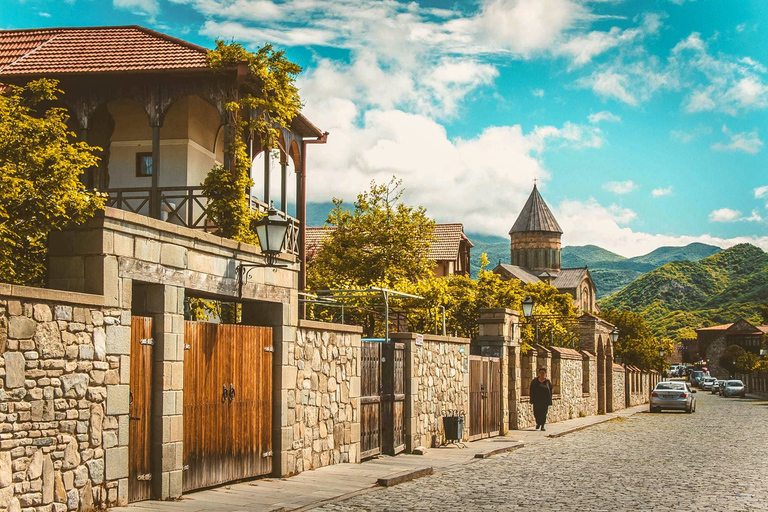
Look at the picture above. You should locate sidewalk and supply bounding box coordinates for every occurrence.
[118,404,647,512]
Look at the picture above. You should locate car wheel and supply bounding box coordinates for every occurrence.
[649,406,659,413]
[685,403,692,414]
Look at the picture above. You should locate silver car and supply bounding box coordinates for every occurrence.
[722,380,746,398]
[650,381,696,413]
[701,377,717,391]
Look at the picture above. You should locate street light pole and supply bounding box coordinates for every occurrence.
[659,348,665,381]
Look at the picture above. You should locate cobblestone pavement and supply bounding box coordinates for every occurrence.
[318,391,768,511]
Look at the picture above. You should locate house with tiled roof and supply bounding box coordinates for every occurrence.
[305,223,473,277]
[695,318,768,377]
[493,185,598,313]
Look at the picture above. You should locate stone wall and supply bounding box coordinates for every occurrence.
[625,366,651,407]
[280,320,361,475]
[394,333,470,451]
[515,347,597,429]
[0,284,129,512]
[612,364,626,412]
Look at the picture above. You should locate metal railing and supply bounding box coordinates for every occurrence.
[105,186,300,255]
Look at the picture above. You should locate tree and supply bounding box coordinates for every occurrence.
[0,79,105,285]
[720,345,746,376]
[599,308,672,370]
[736,352,758,374]
[308,177,436,290]
[202,40,303,243]
[761,304,768,325]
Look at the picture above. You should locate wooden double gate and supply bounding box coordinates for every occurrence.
[469,355,501,441]
[182,321,273,492]
[360,341,406,458]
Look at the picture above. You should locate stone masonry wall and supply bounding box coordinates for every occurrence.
[516,348,596,429]
[612,365,626,412]
[281,320,361,475]
[398,333,470,450]
[0,285,129,512]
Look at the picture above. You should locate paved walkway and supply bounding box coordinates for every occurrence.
[118,404,647,512]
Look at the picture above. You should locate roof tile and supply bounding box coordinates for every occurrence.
[509,185,562,234]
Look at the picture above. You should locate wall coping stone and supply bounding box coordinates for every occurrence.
[0,283,104,306]
[581,350,596,359]
[550,346,583,360]
[612,363,625,371]
[297,319,364,334]
[390,332,470,345]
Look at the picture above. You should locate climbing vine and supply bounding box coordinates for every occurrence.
[202,40,303,243]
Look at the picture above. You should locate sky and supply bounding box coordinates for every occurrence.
[3,0,768,256]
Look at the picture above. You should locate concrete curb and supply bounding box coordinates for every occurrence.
[376,467,434,487]
[474,442,525,459]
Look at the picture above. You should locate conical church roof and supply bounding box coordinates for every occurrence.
[509,185,563,234]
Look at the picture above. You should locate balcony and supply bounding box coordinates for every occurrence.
[105,186,300,255]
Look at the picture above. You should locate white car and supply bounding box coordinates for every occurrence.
[700,377,717,390]
[650,381,696,413]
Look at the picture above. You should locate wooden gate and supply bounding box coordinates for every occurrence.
[469,355,501,441]
[382,342,405,455]
[129,316,153,503]
[183,322,273,492]
[360,341,381,458]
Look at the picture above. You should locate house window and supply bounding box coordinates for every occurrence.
[136,152,153,177]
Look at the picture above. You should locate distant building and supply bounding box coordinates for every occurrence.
[695,318,768,377]
[493,185,597,313]
[305,223,473,277]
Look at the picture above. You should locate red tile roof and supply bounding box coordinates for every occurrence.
[0,26,209,76]
[305,223,471,263]
[696,323,733,331]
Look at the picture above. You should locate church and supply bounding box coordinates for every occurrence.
[493,184,598,313]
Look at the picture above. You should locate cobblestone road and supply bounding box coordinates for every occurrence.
[319,391,768,511]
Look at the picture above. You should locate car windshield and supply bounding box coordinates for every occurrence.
[728,381,744,386]
[656,383,685,390]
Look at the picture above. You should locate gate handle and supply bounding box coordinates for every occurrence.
[229,383,235,402]
[222,385,228,402]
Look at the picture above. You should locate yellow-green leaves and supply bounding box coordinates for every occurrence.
[0,79,105,285]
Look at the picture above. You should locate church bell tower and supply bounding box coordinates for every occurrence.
[509,184,562,271]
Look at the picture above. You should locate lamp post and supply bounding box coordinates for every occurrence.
[519,296,592,348]
[237,202,290,296]
[659,348,665,381]
[521,296,538,344]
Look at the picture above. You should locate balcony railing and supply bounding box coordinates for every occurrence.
[105,186,300,256]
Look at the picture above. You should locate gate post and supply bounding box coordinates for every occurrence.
[476,308,521,434]
[144,284,185,499]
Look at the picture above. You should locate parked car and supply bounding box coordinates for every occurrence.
[711,379,723,394]
[650,381,696,413]
[690,370,710,387]
[668,364,680,377]
[701,377,717,391]
[723,380,746,398]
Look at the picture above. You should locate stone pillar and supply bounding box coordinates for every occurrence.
[597,341,606,415]
[605,340,614,413]
[146,284,185,499]
[508,345,521,430]
[242,299,297,477]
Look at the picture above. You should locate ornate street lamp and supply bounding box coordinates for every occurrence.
[252,203,290,267]
[610,327,620,344]
[521,296,534,319]
[659,348,665,380]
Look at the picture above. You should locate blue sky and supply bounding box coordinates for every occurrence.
[3,0,768,256]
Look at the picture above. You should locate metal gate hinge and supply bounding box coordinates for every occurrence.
[264,347,274,353]
[262,451,273,457]
[137,473,152,481]
[184,344,191,350]
[182,465,190,471]
[140,338,154,346]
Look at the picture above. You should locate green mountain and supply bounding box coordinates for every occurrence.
[562,243,722,298]
[468,233,509,277]
[599,244,768,339]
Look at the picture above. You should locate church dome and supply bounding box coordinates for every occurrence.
[509,184,563,234]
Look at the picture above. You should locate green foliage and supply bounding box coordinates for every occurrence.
[0,79,105,285]
[599,308,672,370]
[308,178,436,289]
[736,352,758,374]
[761,304,768,324]
[599,244,768,340]
[720,345,746,375]
[185,297,240,324]
[202,40,302,242]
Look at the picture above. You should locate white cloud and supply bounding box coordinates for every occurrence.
[557,199,768,257]
[113,0,159,18]
[670,126,711,143]
[602,180,638,195]
[588,110,621,124]
[38,11,51,17]
[652,186,673,197]
[532,89,545,97]
[755,185,768,199]
[744,210,764,222]
[709,208,742,222]
[711,125,763,155]
[582,70,638,105]
[557,26,641,67]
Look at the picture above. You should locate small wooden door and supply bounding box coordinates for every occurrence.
[183,321,272,492]
[382,342,405,455]
[360,341,382,459]
[129,316,153,503]
[469,355,501,441]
